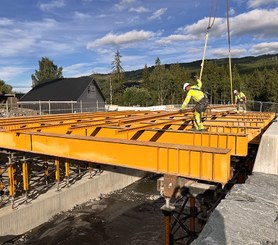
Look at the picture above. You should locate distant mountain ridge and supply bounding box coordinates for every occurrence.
[93,53,278,84]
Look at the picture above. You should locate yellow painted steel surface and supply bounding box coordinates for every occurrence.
[0,130,231,183]
[0,106,276,184]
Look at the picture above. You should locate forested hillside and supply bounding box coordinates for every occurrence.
[93,54,278,106]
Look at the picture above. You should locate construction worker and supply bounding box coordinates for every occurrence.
[181,76,209,131]
[234,90,246,113]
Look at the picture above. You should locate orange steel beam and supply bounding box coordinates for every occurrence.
[1,109,230,132]
[0,111,155,130]
[4,123,248,156]
[116,110,189,126]
[83,127,247,156]
[217,114,273,120]
[0,106,228,129]
[2,116,249,156]
[169,123,262,143]
[0,110,152,124]
[0,130,231,183]
[204,120,265,127]
[4,116,262,149]
[5,117,266,147]
[116,117,192,133]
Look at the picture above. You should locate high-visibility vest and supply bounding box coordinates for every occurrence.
[235,92,246,102]
[183,79,205,106]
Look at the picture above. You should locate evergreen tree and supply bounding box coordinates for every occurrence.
[142,64,150,88]
[122,87,151,106]
[168,64,190,104]
[0,80,12,94]
[31,57,63,88]
[111,50,125,104]
[202,62,221,104]
[149,57,172,105]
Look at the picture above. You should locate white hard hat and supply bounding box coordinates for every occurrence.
[183,82,190,90]
[233,90,238,94]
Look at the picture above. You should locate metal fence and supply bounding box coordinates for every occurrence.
[247,100,278,113]
[0,100,277,117]
[0,100,106,117]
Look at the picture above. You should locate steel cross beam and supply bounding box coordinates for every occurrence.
[4,123,248,156]
[0,130,231,184]
[0,110,155,130]
[77,127,248,156]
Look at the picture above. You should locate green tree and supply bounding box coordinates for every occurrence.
[31,57,63,88]
[111,50,125,104]
[168,63,190,104]
[202,61,221,104]
[247,67,278,102]
[0,80,12,94]
[122,87,151,106]
[148,58,172,105]
[142,64,150,88]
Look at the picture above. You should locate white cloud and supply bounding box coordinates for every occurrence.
[0,18,63,57]
[39,0,66,12]
[0,17,14,26]
[0,37,37,57]
[167,8,278,43]
[180,17,226,39]
[115,0,137,11]
[212,48,247,57]
[0,66,29,81]
[148,8,167,20]
[73,11,92,19]
[86,30,155,49]
[63,63,93,77]
[247,0,278,8]
[232,8,278,38]
[129,6,149,13]
[250,42,278,55]
[156,34,195,45]
[229,8,236,16]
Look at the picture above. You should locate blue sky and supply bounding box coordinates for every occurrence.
[0,0,277,93]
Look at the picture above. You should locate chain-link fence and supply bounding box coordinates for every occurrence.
[247,100,278,113]
[0,101,106,117]
[0,100,277,117]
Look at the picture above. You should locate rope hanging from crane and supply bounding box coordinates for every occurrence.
[226,0,233,103]
[199,0,218,81]
[199,0,234,104]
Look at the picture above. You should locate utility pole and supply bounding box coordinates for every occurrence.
[109,76,113,105]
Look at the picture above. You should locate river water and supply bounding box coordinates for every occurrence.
[7,175,165,245]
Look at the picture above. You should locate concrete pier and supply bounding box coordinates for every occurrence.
[192,172,278,244]
[0,166,146,239]
[192,120,278,244]
[253,121,278,175]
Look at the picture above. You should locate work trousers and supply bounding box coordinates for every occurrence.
[193,97,209,130]
[236,100,246,113]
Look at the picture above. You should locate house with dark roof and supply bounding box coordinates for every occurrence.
[19,76,106,114]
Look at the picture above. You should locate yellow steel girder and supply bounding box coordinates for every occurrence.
[81,127,248,156]
[5,122,248,156]
[0,130,231,183]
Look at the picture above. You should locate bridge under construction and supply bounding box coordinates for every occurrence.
[0,105,276,244]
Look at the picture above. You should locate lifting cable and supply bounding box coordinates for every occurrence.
[226,0,233,103]
[199,0,218,81]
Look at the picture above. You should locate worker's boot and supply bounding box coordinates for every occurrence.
[193,121,199,131]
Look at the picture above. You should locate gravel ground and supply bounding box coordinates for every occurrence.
[4,175,165,245]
